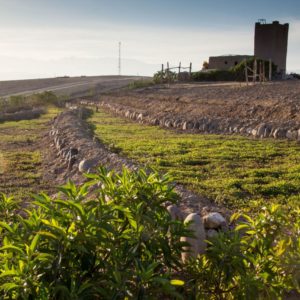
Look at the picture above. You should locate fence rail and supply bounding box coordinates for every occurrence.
[158,62,193,83]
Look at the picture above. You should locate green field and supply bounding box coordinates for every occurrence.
[89,110,300,211]
[0,108,59,200]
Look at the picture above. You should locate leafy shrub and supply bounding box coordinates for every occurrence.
[192,70,235,82]
[127,80,155,89]
[0,91,66,114]
[185,204,300,299]
[0,167,299,299]
[153,70,177,84]
[192,58,277,82]
[0,168,187,299]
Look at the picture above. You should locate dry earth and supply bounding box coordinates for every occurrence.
[101,81,300,124]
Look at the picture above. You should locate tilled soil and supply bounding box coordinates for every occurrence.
[101,81,300,124]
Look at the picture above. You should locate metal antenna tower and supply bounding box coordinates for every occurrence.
[118,42,121,76]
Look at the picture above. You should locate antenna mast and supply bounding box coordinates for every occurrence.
[118,42,121,76]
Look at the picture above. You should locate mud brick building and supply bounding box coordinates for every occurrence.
[208,55,253,70]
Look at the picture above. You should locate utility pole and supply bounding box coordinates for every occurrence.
[118,42,121,76]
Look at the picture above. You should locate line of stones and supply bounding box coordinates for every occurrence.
[80,100,300,141]
[49,108,232,261]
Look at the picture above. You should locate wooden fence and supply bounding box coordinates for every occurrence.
[158,62,193,82]
[244,58,272,84]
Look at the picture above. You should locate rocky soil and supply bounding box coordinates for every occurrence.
[84,81,300,140]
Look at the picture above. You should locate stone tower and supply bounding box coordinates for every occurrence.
[254,20,289,76]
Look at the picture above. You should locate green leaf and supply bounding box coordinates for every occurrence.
[30,233,40,252]
[235,224,250,231]
[0,282,20,292]
[0,245,24,254]
[0,270,19,278]
[37,231,59,240]
[170,279,185,286]
[53,199,85,218]
[128,217,137,230]
[0,222,14,233]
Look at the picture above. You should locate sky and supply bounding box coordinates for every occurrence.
[0,0,299,80]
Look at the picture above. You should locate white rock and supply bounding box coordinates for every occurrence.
[167,205,183,221]
[286,129,298,140]
[78,159,95,173]
[203,212,226,229]
[180,213,206,263]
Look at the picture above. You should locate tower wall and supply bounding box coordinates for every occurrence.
[254,21,289,75]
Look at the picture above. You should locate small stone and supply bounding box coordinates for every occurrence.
[286,129,298,140]
[203,212,226,229]
[256,124,266,137]
[206,229,218,239]
[167,205,183,221]
[180,213,206,263]
[273,128,287,139]
[182,121,194,130]
[78,159,96,173]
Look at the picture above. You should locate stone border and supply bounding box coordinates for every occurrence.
[48,107,234,260]
[80,100,300,141]
[48,107,228,216]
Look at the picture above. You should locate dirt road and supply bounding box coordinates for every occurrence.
[0,75,145,98]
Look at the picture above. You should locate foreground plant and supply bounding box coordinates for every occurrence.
[185,205,300,299]
[0,167,299,299]
[0,168,187,299]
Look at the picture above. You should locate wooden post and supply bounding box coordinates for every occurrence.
[269,59,272,81]
[189,62,192,80]
[167,62,170,84]
[244,60,248,85]
[262,61,266,82]
[259,61,262,83]
[178,62,181,80]
[253,59,257,83]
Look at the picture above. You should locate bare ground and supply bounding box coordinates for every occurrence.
[101,81,300,124]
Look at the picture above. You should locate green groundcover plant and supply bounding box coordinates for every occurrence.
[0,167,299,299]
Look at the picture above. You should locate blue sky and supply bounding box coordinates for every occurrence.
[0,0,299,79]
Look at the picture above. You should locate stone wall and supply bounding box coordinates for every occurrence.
[80,100,300,142]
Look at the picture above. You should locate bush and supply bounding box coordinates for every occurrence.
[0,168,188,299]
[0,167,299,299]
[185,204,300,299]
[0,92,66,114]
[192,58,277,82]
[153,70,177,84]
[127,80,155,89]
[192,70,235,82]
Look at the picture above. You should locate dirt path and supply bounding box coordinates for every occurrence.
[0,75,146,98]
